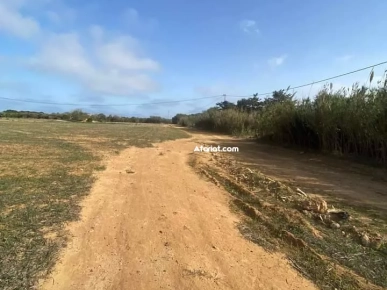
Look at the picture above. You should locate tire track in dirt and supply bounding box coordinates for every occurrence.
[40,137,317,290]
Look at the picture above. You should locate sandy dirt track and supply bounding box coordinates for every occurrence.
[40,136,317,290]
[202,134,387,212]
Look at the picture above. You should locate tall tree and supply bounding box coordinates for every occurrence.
[237,96,263,112]
[216,101,236,110]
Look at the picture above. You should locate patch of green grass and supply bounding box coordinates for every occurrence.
[0,120,189,290]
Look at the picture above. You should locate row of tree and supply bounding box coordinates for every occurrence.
[172,89,295,125]
[0,109,171,124]
[215,90,296,112]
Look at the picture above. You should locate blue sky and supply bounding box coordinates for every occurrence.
[1,0,387,117]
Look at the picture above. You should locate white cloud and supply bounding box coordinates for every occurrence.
[0,2,40,38]
[1,0,26,10]
[29,33,92,75]
[27,30,160,96]
[96,37,160,71]
[268,54,288,68]
[0,3,161,97]
[41,0,77,25]
[239,19,260,34]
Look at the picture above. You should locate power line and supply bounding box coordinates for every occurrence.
[193,96,223,112]
[228,60,387,99]
[1,60,386,106]
[0,94,224,107]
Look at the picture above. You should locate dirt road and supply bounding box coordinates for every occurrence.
[40,135,316,290]
[193,132,387,213]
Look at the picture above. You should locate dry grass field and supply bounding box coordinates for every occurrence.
[0,119,189,289]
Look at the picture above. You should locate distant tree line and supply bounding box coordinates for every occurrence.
[0,109,171,124]
[171,90,295,125]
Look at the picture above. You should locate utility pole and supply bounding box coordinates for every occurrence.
[223,94,227,102]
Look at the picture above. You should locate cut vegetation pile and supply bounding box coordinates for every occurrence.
[190,150,387,290]
[0,120,189,290]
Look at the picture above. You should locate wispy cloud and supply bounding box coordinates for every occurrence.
[45,6,76,26]
[0,2,40,39]
[27,30,161,96]
[96,36,160,71]
[268,54,288,68]
[239,19,260,34]
[1,3,161,98]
